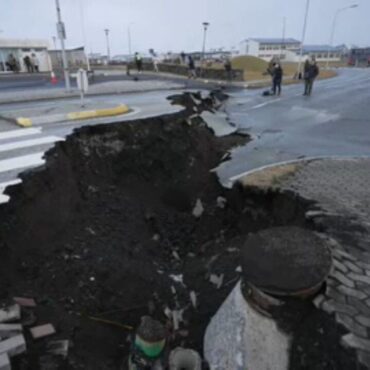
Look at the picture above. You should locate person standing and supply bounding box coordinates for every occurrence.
[23,55,33,73]
[224,58,233,82]
[188,55,196,79]
[303,58,319,96]
[180,51,186,65]
[134,52,143,73]
[272,63,283,96]
[31,53,40,72]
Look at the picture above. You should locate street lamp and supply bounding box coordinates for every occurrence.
[55,0,71,92]
[297,0,310,78]
[202,22,210,64]
[326,4,358,68]
[104,28,111,63]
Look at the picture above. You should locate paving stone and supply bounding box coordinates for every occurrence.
[333,249,357,262]
[333,259,348,274]
[348,297,370,316]
[0,334,26,357]
[358,261,370,270]
[322,300,358,316]
[336,313,368,338]
[332,270,356,288]
[0,354,10,370]
[344,261,363,274]
[13,297,36,308]
[358,351,370,368]
[355,315,370,328]
[357,283,370,296]
[30,324,56,339]
[348,273,370,285]
[337,285,367,300]
[341,333,370,352]
[366,299,370,308]
[326,286,347,303]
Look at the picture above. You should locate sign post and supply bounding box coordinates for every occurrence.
[76,68,89,107]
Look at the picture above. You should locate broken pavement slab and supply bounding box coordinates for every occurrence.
[0,335,26,357]
[0,354,10,370]
[0,305,21,324]
[200,111,237,137]
[0,324,23,339]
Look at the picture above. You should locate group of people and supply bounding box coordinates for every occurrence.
[23,54,40,73]
[5,53,40,73]
[268,56,320,96]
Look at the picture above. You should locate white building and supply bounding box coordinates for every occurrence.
[0,38,51,73]
[241,38,301,61]
[301,45,345,62]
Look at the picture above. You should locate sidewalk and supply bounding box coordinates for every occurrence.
[0,80,185,105]
[238,157,370,368]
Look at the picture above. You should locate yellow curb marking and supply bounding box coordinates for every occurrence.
[67,104,130,121]
[16,118,33,128]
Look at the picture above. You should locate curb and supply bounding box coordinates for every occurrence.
[15,104,130,128]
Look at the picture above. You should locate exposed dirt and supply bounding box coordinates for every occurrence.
[0,92,361,369]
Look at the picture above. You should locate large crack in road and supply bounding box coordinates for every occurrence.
[0,92,361,369]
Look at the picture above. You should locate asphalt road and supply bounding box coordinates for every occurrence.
[217,68,370,186]
[0,71,218,92]
[1,68,369,202]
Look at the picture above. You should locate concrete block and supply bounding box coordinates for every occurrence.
[0,305,20,323]
[13,297,36,308]
[0,334,26,357]
[0,324,23,339]
[30,324,56,339]
[0,354,10,370]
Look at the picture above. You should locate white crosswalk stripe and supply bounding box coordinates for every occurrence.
[0,128,64,204]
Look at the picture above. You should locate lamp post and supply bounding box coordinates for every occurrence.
[104,28,111,63]
[202,22,210,64]
[55,0,71,91]
[297,0,310,78]
[326,4,358,69]
[79,0,91,71]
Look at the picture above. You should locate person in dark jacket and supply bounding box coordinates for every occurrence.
[303,58,319,96]
[224,58,233,82]
[188,55,196,79]
[272,63,283,96]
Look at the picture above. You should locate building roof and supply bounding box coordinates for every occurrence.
[302,45,343,53]
[0,38,50,48]
[248,38,301,45]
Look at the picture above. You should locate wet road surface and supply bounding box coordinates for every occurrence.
[217,68,370,186]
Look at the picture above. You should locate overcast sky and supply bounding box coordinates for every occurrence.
[0,0,368,55]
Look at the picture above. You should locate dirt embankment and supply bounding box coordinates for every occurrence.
[0,94,360,369]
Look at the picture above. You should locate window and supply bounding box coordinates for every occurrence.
[22,48,31,52]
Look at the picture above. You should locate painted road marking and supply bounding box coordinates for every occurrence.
[0,153,44,174]
[0,179,22,204]
[0,128,42,141]
[0,136,63,153]
[251,99,282,109]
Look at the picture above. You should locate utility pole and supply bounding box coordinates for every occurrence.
[55,0,71,91]
[104,29,110,62]
[326,4,358,69]
[128,27,132,56]
[202,22,210,64]
[280,17,286,60]
[297,0,310,78]
[79,0,91,71]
